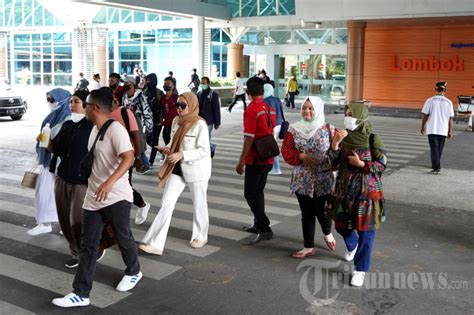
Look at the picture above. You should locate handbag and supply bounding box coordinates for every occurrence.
[278,107,289,139]
[254,103,280,160]
[21,166,40,189]
[79,119,114,179]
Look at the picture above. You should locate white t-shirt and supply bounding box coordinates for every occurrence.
[90,80,101,91]
[235,77,245,95]
[421,95,454,136]
[83,121,134,211]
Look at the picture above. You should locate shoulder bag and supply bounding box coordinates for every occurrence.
[79,119,114,179]
[253,103,280,160]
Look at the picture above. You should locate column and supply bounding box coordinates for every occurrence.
[346,21,366,103]
[192,16,205,76]
[93,28,107,86]
[0,33,6,80]
[226,43,244,80]
[265,45,275,82]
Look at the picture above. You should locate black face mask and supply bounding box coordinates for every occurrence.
[163,85,172,92]
[124,85,131,92]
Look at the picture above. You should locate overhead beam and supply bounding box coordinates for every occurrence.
[70,0,232,21]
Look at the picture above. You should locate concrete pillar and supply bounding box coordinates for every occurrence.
[346,21,366,103]
[93,28,107,86]
[265,45,275,82]
[192,16,205,76]
[227,43,244,80]
[0,33,6,80]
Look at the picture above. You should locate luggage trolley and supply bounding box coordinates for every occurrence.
[454,95,473,124]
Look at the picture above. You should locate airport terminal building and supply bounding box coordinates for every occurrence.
[0,0,473,108]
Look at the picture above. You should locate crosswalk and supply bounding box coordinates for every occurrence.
[0,119,450,311]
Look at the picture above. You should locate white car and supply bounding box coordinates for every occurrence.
[0,81,28,120]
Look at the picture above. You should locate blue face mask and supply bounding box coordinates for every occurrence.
[200,84,207,91]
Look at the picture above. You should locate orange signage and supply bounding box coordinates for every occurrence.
[390,55,464,72]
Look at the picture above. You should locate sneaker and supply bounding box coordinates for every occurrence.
[190,239,207,249]
[97,249,106,262]
[344,245,358,262]
[429,169,441,175]
[52,293,90,308]
[27,223,52,236]
[137,166,151,175]
[350,271,366,287]
[135,202,151,225]
[227,107,232,113]
[65,258,79,269]
[116,271,143,292]
[268,170,282,175]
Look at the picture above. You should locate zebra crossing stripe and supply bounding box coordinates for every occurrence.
[0,252,131,309]
[0,220,182,282]
[0,300,35,315]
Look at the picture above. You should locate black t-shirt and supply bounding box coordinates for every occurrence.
[54,118,93,185]
[172,161,183,177]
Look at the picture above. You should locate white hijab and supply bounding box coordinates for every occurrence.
[291,96,325,140]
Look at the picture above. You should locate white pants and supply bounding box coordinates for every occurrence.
[35,166,58,224]
[142,174,209,251]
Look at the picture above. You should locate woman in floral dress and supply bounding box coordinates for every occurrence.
[281,96,344,259]
[329,102,387,287]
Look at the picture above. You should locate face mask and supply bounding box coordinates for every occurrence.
[163,85,172,92]
[48,102,59,111]
[264,90,272,98]
[344,116,359,131]
[200,84,207,91]
[109,83,117,89]
[71,113,85,123]
[124,85,131,91]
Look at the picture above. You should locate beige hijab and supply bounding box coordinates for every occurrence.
[158,92,203,187]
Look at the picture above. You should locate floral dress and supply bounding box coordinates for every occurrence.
[281,124,336,198]
[329,144,387,231]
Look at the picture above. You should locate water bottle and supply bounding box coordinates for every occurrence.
[39,123,51,148]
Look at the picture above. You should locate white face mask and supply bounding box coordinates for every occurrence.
[71,113,85,123]
[344,116,359,131]
[48,102,59,111]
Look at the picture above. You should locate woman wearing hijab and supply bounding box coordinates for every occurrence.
[139,92,211,255]
[264,83,284,175]
[28,88,71,235]
[329,102,387,287]
[281,96,340,258]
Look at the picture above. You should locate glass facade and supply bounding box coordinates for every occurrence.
[211,29,231,78]
[0,0,63,28]
[225,0,295,17]
[240,28,348,46]
[92,7,187,24]
[8,31,73,86]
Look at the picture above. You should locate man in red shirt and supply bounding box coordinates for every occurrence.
[236,77,276,245]
[108,73,125,107]
[160,77,179,145]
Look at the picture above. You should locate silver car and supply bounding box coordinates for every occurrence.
[0,81,28,120]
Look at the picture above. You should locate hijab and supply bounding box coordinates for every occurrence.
[36,88,71,167]
[290,96,325,140]
[158,92,203,187]
[342,102,384,158]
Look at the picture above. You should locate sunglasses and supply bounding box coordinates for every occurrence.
[175,102,188,110]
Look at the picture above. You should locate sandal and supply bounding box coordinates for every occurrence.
[291,248,316,259]
[324,234,336,251]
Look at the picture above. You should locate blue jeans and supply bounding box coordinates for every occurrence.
[336,229,376,272]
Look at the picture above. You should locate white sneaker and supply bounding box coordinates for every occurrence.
[52,293,90,308]
[135,202,150,225]
[350,271,366,287]
[344,244,358,262]
[269,170,282,175]
[27,223,52,236]
[116,272,143,292]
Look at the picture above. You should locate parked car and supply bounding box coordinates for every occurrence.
[330,74,345,96]
[0,80,28,120]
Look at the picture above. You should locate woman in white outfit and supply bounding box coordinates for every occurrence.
[139,92,211,255]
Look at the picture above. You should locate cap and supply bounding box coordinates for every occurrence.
[123,75,136,85]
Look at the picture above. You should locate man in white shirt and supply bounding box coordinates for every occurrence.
[52,87,142,308]
[227,72,246,112]
[421,81,454,175]
[90,73,101,91]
